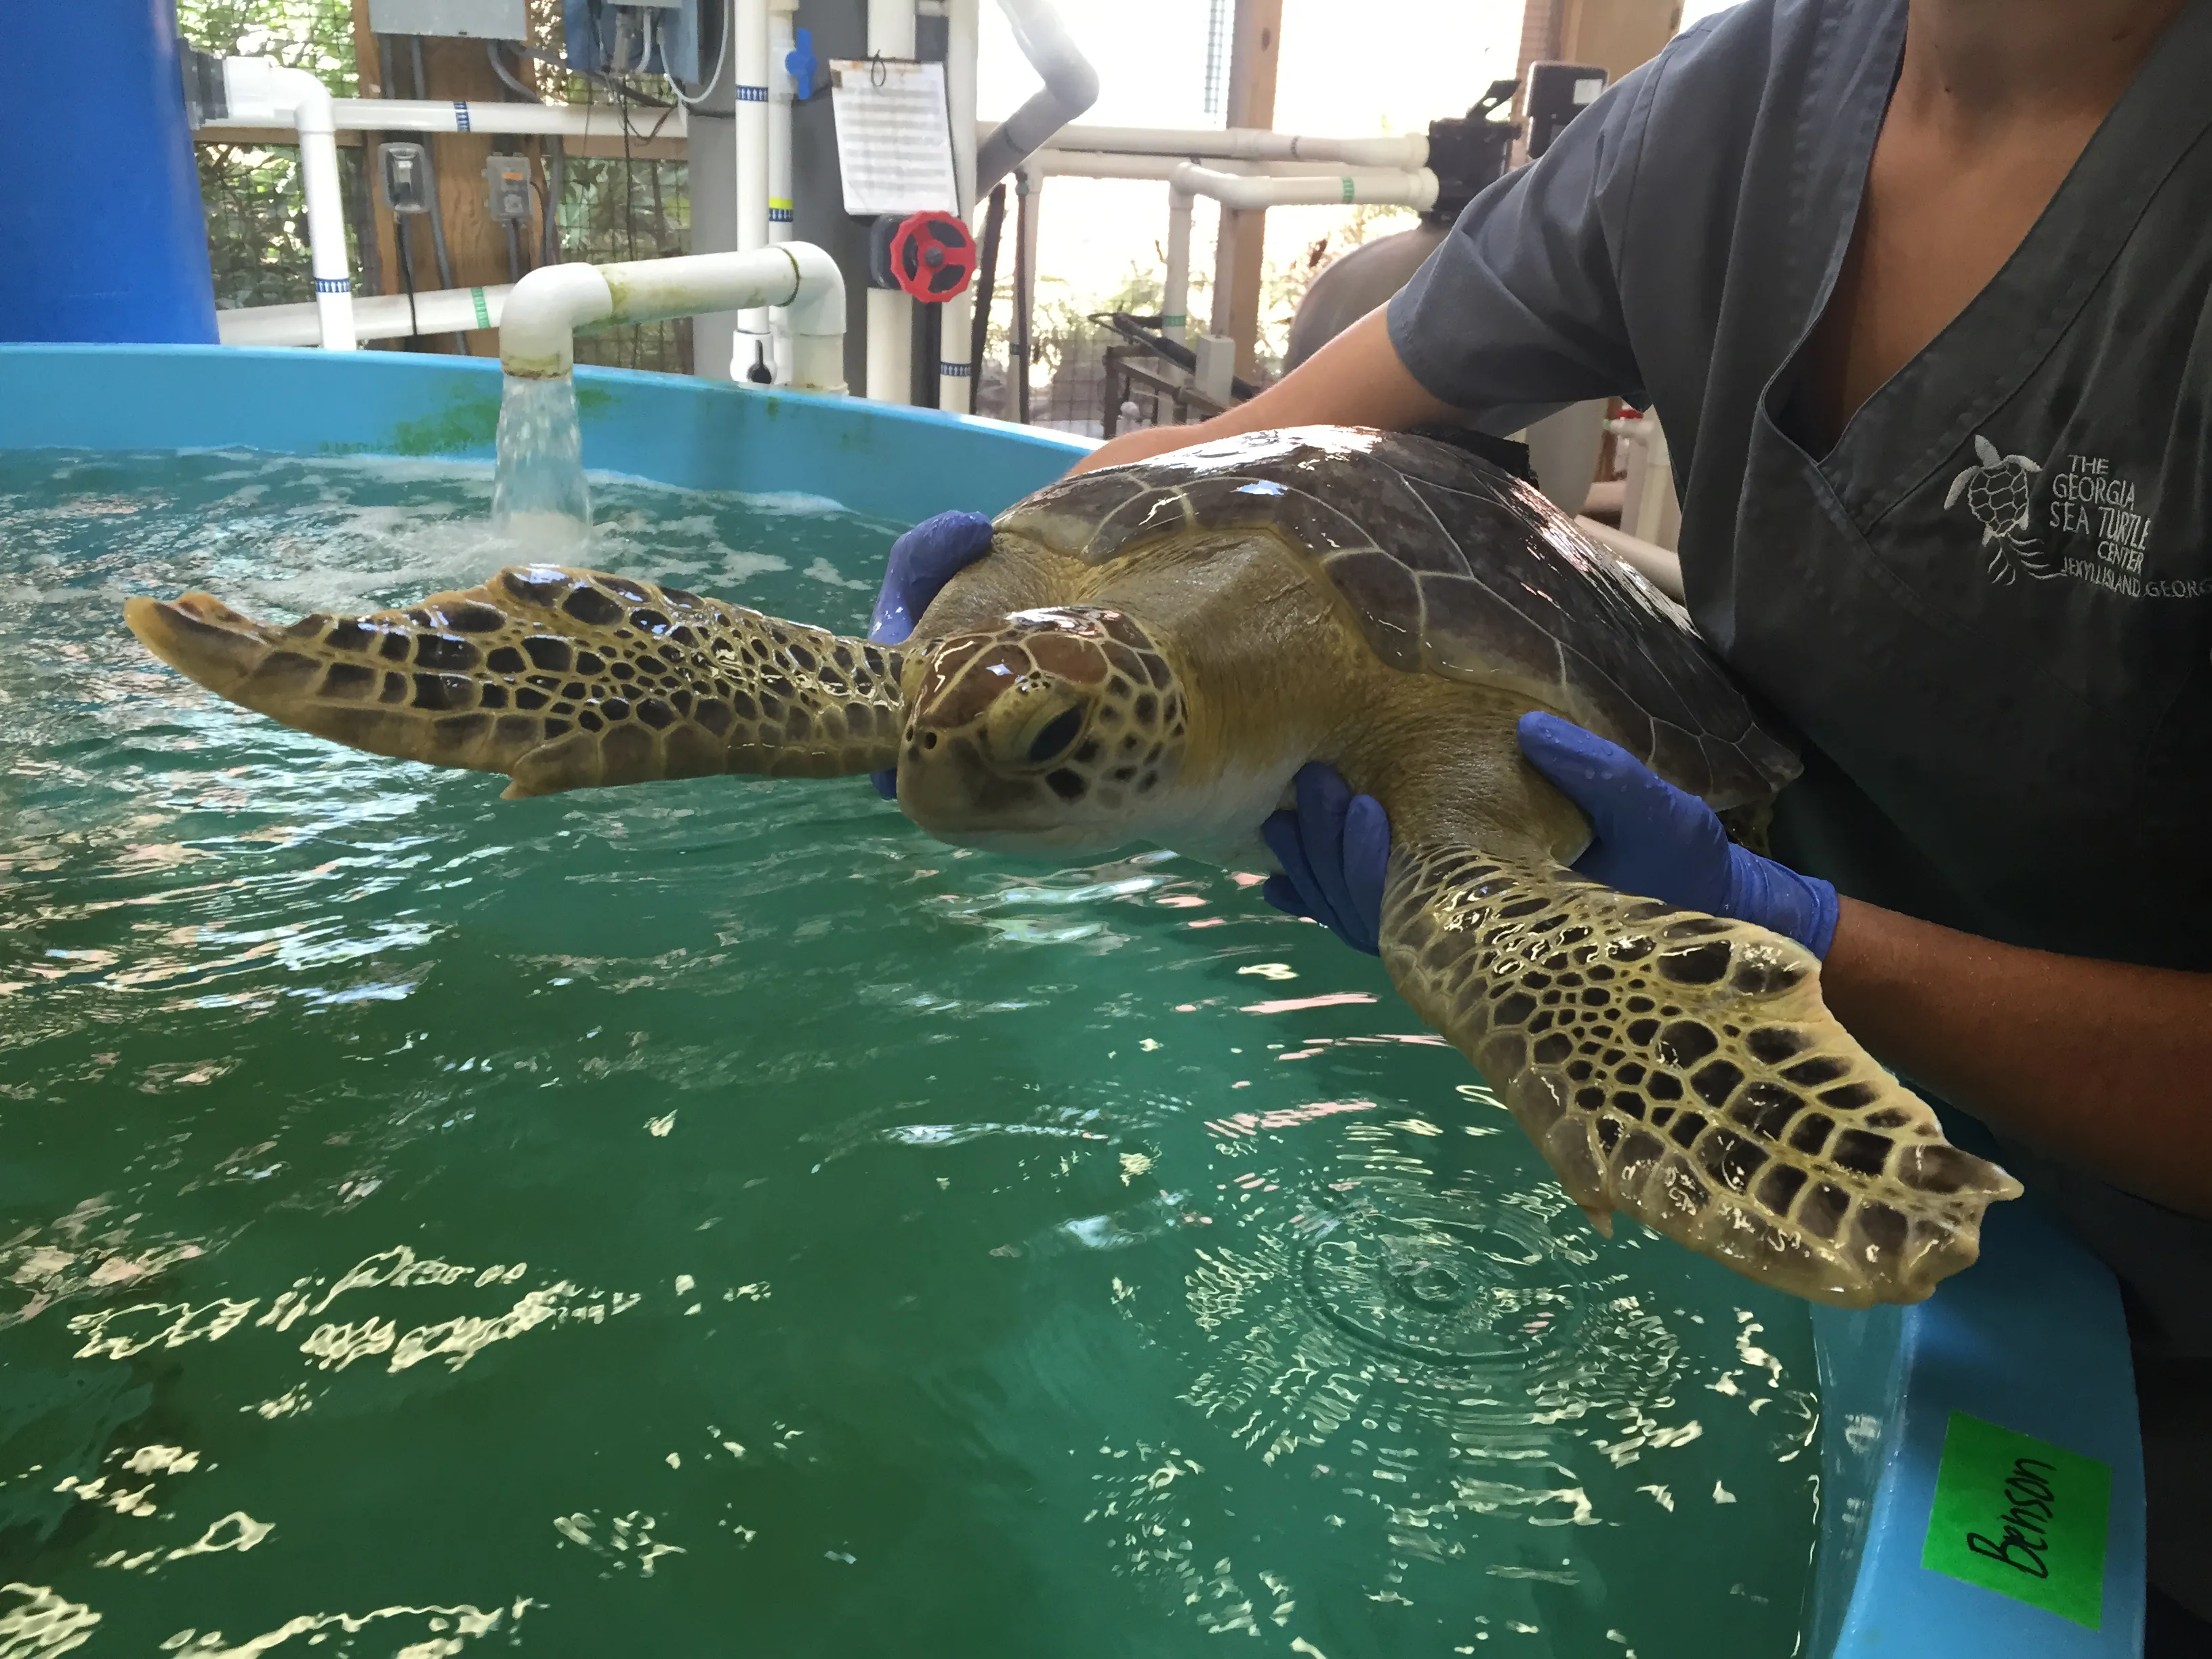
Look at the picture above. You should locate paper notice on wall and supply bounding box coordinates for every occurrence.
[828,58,960,217]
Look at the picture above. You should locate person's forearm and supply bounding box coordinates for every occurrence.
[1071,308,1457,473]
[1822,897,2212,1216]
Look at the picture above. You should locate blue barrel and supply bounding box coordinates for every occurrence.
[0,0,218,342]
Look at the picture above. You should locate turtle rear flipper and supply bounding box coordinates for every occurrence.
[124,565,906,798]
[1379,844,2021,1307]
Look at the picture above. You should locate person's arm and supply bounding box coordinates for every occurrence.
[1073,308,1458,473]
[1270,717,2212,1220]
[1824,901,2212,1218]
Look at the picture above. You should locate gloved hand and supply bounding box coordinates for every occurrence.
[867,510,997,799]
[1261,763,1391,955]
[1517,711,1839,957]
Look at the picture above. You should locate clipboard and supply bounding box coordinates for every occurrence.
[828,57,961,217]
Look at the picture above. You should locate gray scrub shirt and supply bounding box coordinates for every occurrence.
[1389,0,2212,1612]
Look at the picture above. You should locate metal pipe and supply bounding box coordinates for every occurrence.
[1168,160,1439,211]
[499,244,846,388]
[1012,165,1038,424]
[734,0,773,380]
[974,0,1100,191]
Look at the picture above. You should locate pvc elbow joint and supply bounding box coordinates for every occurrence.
[499,264,615,379]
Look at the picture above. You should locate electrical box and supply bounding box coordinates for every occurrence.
[562,0,699,83]
[1523,62,1607,159]
[365,0,529,41]
[485,154,532,223]
[381,143,434,216]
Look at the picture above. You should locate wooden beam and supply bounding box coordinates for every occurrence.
[1556,0,1683,83]
[348,5,405,331]
[1209,0,1282,381]
[409,33,520,355]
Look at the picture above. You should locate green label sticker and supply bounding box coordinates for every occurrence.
[1922,1411,2111,1628]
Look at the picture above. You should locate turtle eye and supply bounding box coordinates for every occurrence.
[1026,704,1086,764]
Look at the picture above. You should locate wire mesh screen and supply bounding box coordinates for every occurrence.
[558,156,693,373]
[199,144,373,312]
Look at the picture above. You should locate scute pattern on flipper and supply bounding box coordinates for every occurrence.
[997,428,1797,809]
[126,567,905,797]
[1379,845,2022,1308]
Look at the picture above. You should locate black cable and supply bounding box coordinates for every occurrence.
[505,220,523,283]
[396,216,421,344]
[970,183,1007,384]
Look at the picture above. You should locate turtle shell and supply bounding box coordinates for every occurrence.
[995,426,1798,808]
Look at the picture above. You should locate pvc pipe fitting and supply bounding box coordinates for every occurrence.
[1048,124,1429,171]
[498,246,846,391]
[224,60,356,350]
[975,0,1100,191]
[1168,161,1439,213]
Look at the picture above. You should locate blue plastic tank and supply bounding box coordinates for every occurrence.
[0,3,218,343]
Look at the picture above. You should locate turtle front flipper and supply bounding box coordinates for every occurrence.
[125,566,906,798]
[1379,845,2021,1307]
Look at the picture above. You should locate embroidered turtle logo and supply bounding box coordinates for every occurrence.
[1946,434,2057,583]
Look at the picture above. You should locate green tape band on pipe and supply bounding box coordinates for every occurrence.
[1340,177,1355,203]
[1921,1411,2111,1629]
[472,288,490,330]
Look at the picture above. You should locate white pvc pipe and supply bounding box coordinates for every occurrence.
[1169,160,1439,212]
[1047,123,1428,169]
[1014,163,1040,420]
[1162,188,1193,343]
[974,0,1100,190]
[866,0,918,405]
[218,284,512,347]
[499,245,846,390]
[766,1,798,385]
[201,98,689,139]
[733,0,773,382]
[220,60,356,350]
[938,0,981,413]
[282,70,356,352]
[1031,150,1422,183]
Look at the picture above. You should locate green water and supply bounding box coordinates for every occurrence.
[0,451,1820,1658]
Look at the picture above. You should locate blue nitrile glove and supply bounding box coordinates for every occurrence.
[867,510,996,799]
[1517,710,1839,957]
[1261,763,1391,955]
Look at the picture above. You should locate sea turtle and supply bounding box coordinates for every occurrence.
[1946,433,2053,583]
[123,426,2020,1307]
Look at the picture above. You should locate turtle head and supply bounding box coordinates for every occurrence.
[898,606,1189,851]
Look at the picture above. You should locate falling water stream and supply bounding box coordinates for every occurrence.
[490,374,590,550]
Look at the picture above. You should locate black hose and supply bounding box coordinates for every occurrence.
[970,182,1006,383]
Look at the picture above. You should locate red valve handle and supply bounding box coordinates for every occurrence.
[887,211,978,303]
